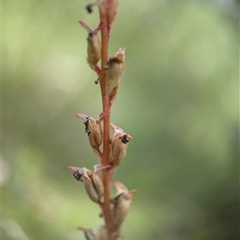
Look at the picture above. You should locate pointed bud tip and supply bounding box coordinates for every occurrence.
[68,166,80,172]
[118,47,125,54]
[75,113,87,120]
[78,20,92,33]
[114,181,128,190]
[115,48,125,61]
[111,123,123,132]
[130,189,137,195]
[127,134,133,140]
[77,227,86,231]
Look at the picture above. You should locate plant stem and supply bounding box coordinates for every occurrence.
[99,6,114,240]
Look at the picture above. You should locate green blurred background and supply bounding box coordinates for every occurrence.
[2,0,239,239]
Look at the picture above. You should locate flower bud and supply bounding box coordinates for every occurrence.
[106,0,119,32]
[110,130,132,168]
[112,181,137,227]
[104,48,125,105]
[69,166,103,203]
[76,114,103,154]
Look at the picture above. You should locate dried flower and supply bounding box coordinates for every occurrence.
[69,2,136,238]
[79,20,101,68]
[104,48,125,106]
[69,166,104,203]
[87,32,101,66]
[112,181,137,227]
[76,114,103,154]
[110,130,132,168]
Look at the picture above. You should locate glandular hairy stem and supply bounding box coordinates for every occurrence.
[98,3,113,239]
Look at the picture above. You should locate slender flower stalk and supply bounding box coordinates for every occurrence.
[68,1,136,239]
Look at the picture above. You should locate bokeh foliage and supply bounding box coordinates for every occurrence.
[2,0,238,239]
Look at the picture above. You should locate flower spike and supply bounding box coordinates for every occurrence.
[68,1,136,238]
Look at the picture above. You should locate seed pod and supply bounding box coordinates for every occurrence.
[83,116,103,154]
[110,131,132,168]
[112,182,137,227]
[87,32,101,67]
[104,48,125,105]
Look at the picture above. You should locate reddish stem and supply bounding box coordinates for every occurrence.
[98,3,114,240]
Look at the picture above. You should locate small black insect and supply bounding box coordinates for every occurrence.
[121,134,129,144]
[86,4,93,14]
[73,170,83,181]
[94,78,99,84]
[83,117,91,135]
